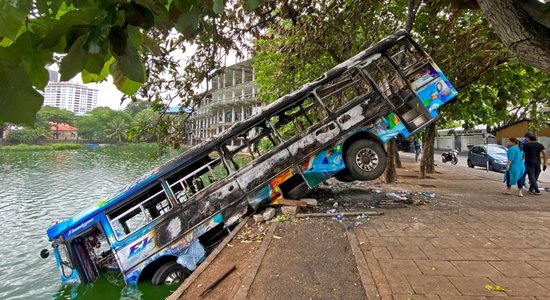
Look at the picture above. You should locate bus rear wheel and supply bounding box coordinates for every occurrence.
[152,261,189,285]
[344,139,387,181]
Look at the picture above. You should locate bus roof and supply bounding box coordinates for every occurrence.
[46,29,410,240]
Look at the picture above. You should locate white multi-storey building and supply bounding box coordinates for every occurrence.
[187,60,263,146]
[43,71,98,113]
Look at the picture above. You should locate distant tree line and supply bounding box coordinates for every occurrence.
[3,101,186,145]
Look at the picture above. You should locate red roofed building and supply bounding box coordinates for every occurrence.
[49,122,78,141]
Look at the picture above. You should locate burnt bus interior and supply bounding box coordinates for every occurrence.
[67,224,116,283]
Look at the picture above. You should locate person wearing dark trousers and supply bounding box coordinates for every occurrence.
[523,134,548,195]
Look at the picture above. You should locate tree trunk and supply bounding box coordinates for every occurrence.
[477,0,550,74]
[384,140,397,183]
[419,123,436,178]
[394,142,402,168]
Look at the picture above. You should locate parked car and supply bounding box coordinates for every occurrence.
[467,144,508,172]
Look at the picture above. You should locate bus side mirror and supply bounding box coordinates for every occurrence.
[40,249,50,259]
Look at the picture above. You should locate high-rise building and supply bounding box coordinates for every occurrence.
[186,60,263,146]
[43,70,99,113]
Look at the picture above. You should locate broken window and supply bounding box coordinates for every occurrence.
[385,38,424,71]
[268,95,328,141]
[165,151,229,203]
[108,183,172,240]
[221,124,280,170]
[315,68,373,112]
[363,57,409,108]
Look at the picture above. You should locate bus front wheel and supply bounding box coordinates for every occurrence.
[152,261,189,285]
[345,139,387,181]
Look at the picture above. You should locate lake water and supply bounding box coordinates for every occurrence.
[0,145,180,300]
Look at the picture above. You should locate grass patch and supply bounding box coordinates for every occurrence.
[0,144,83,151]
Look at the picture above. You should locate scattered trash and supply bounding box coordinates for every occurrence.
[431,266,437,271]
[333,202,339,208]
[226,243,233,248]
[258,225,265,233]
[421,192,436,198]
[336,214,343,222]
[326,208,337,214]
[353,221,362,228]
[372,189,381,193]
[272,235,282,240]
[386,192,407,201]
[484,284,507,292]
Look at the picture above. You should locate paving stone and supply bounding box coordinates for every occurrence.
[378,258,421,275]
[392,294,441,300]
[385,273,414,295]
[414,260,462,276]
[397,237,432,248]
[421,247,464,260]
[372,247,392,259]
[451,261,503,277]
[523,248,550,260]
[429,237,465,249]
[368,236,401,247]
[526,261,550,276]
[456,237,499,249]
[488,237,533,249]
[405,275,460,295]
[387,246,428,260]
[489,261,545,277]
[485,277,550,297]
[454,248,501,261]
[447,276,497,296]
[491,248,536,261]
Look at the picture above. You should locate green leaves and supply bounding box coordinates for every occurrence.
[0,0,31,40]
[0,60,43,126]
[59,35,88,81]
[110,61,143,95]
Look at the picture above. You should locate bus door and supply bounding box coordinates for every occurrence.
[361,42,433,134]
[68,222,117,283]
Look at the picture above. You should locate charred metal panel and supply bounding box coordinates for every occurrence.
[235,148,293,192]
[155,179,244,247]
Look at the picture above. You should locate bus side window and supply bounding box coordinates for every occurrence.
[165,151,229,203]
[386,38,424,70]
[315,68,372,112]
[220,124,280,170]
[107,183,172,239]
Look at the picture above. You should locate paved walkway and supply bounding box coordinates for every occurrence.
[350,154,550,299]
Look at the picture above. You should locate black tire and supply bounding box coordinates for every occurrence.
[488,162,494,171]
[286,182,310,200]
[151,261,188,285]
[467,159,474,168]
[334,169,356,182]
[451,156,458,165]
[344,139,387,181]
[441,155,446,163]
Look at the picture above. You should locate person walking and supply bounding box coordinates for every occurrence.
[523,133,548,195]
[413,139,422,162]
[504,137,525,197]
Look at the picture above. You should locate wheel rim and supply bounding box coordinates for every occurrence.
[355,148,379,171]
[164,270,185,284]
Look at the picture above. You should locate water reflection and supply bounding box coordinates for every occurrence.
[52,273,174,300]
[0,145,178,300]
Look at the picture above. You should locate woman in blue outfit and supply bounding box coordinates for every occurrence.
[504,137,525,197]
